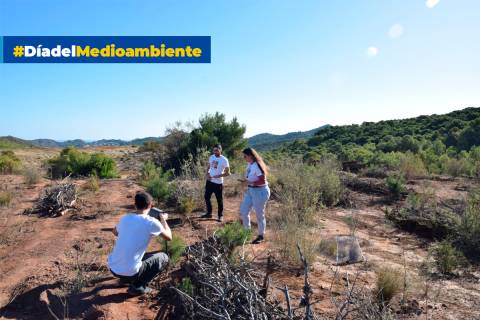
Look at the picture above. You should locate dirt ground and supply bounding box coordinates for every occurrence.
[0,147,479,319]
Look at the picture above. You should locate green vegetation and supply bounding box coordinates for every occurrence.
[177,277,194,295]
[429,240,468,275]
[455,188,480,259]
[247,125,329,151]
[268,108,480,178]
[388,189,480,264]
[0,136,33,149]
[177,196,195,214]
[140,160,173,204]
[385,174,406,198]
[142,113,246,173]
[47,147,119,179]
[0,150,22,174]
[216,221,253,254]
[160,234,187,267]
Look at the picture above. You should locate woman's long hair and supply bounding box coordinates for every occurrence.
[242,147,268,177]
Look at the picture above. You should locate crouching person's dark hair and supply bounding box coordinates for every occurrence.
[135,191,153,210]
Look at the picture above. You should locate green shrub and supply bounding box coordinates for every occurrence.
[439,155,474,177]
[0,191,12,207]
[140,160,159,182]
[160,234,186,267]
[139,141,164,153]
[385,175,406,198]
[429,240,467,274]
[0,151,21,174]
[23,166,40,186]
[375,267,402,303]
[216,221,252,253]
[177,277,194,295]
[455,189,480,259]
[88,153,118,178]
[48,147,118,179]
[398,152,427,179]
[177,196,195,214]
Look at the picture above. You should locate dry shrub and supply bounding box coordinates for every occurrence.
[170,152,209,212]
[272,215,319,265]
[0,191,12,207]
[171,180,203,212]
[271,158,343,210]
[83,174,100,192]
[269,159,341,265]
[375,266,402,303]
[23,166,41,186]
[318,237,337,258]
[177,196,195,214]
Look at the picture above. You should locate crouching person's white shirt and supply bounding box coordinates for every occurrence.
[108,213,164,276]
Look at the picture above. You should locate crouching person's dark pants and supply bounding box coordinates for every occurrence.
[111,252,169,288]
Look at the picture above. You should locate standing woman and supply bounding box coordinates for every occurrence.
[239,147,271,244]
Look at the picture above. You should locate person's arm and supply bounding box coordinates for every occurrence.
[205,162,211,180]
[250,174,266,186]
[159,214,172,241]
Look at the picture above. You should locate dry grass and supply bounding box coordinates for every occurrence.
[318,237,337,258]
[83,174,100,192]
[375,266,403,303]
[23,166,41,186]
[0,191,12,207]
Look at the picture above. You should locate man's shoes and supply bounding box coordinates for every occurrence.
[252,235,265,244]
[127,285,153,295]
[217,216,224,222]
[200,213,213,219]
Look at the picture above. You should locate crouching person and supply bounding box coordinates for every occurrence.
[108,191,172,295]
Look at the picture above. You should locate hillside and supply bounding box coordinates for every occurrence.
[308,107,480,150]
[0,136,34,149]
[248,125,329,150]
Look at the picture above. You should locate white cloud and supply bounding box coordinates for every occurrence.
[389,24,404,39]
[426,0,440,9]
[366,46,378,57]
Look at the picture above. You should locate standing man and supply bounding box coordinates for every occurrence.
[201,144,230,222]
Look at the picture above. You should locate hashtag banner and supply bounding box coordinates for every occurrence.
[2,36,211,63]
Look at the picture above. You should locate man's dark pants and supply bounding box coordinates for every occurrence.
[111,252,169,288]
[205,180,224,217]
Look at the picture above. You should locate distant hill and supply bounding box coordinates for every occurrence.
[28,137,164,148]
[248,125,329,151]
[3,128,325,151]
[0,136,34,149]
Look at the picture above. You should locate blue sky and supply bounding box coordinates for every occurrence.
[1,0,479,140]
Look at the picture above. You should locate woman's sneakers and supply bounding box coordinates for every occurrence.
[127,284,153,295]
[251,235,264,244]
